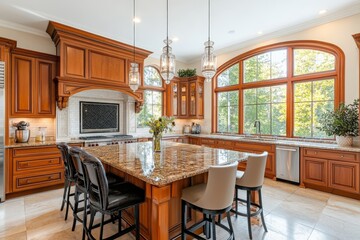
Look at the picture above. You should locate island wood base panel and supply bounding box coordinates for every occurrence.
[106,164,208,240]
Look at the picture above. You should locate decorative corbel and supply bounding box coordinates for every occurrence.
[135,101,144,113]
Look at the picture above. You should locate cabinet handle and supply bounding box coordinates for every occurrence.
[314,152,317,155]
[340,155,344,158]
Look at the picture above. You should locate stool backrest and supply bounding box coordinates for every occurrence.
[81,152,109,210]
[237,151,268,188]
[195,161,238,210]
[57,143,76,179]
[69,147,87,188]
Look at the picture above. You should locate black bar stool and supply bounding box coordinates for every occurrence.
[232,152,268,239]
[57,143,77,221]
[69,147,125,240]
[81,151,145,240]
[181,161,238,240]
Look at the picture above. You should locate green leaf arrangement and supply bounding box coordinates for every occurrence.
[146,116,176,137]
[177,68,197,78]
[317,99,359,137]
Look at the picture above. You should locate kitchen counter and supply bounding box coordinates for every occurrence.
[187,134,360,152]
[84,141,248,186]
[5,139,85,148]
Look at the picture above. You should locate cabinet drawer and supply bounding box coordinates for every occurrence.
[201,139,216,145]
[303,148,359,162]
[217,140,234,150]
[13,171,64,192]
[15,156,62,173]
[233,142,274,153]
[13,145,60,158]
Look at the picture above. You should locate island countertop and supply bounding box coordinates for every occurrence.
[84,141,248,187]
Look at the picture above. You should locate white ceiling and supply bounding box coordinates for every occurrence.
[0,0,359,62]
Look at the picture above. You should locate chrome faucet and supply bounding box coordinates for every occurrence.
[254,120,261,137]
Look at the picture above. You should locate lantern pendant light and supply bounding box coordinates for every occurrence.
[160,0,176,84]
[129,0,140,92]
[201,0,217,82]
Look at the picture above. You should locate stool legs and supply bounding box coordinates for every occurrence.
[65,182,72,221]
[211,215,217,240]
[181,200,186,240]
[226,212,234,240]
[61,179,68,211]
[135,205,140,240]
[258,189,268,232]
[246,190,252,239]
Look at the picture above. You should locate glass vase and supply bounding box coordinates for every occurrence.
[153,135,162,152]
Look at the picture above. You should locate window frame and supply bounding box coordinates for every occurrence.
[212,40,345,138]
[137,65,166,129]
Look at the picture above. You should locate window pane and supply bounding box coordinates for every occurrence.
[243,105,256,134]
[244,49,287,83]
[293,79,335,138]
[243,85,286,136]
[217,64,239,87]
[217,91,239,133]
[294,49,335,76]
[137,90,163,128]
[144,66,162,87]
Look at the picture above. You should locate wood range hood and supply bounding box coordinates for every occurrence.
[46,21,152,112]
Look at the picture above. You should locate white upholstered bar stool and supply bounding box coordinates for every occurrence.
[233,151,268,239]
[181,161,238,240]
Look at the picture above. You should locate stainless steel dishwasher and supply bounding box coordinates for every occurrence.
[276,145,300,184]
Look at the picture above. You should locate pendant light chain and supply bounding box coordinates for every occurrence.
[208,0,210,42]
[133,0,136,63]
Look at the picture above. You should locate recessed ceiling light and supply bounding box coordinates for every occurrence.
[172,37,179,42]
[133,17,141,23]
[257,31,263,35]
[228,30,235,34]
[319,9,327,15]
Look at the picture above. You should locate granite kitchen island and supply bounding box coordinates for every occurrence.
[84,141,248,240]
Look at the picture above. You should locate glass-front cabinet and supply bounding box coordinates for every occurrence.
[167,76,204,119]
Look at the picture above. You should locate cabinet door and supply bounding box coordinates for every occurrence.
[302,157,328,187]
[329,161,359,194]
[172,82,179,117]
[189,82,196,117]
[36,59,56,116]
[197,82,204,118]
[11,54,35,116]
[179,82,188,117]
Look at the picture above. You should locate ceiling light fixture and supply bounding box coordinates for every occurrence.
[133,17,141,23]
[319,9,327,15]
[160,0,176,84]
[129,0,140,92]
[201,0,217,83]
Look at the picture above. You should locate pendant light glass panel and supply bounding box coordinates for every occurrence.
[129,62,140,91]
[160,39,175,84]
[201,40,217,82]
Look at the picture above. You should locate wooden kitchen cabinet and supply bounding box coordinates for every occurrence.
[11,50,57,117]
[301,147,360,198]
[7,145,64,193]
[167,76,204,119]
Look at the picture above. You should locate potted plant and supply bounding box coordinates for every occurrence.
[318,99,359,147]
[146,116,175,152]
[177,68,197,78]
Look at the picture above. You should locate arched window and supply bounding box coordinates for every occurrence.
[137,66,164,128]
[213,41,344,138]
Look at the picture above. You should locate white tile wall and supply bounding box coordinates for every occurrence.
[56,89,136,140]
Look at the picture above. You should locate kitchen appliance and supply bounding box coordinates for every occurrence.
[191,122,201,134]
[0,61,5,202]
[79,134,136,147]
[183,125,191,134]
[13,121,30,143]
[276,145,300,184]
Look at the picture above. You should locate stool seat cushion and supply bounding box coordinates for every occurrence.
[106,172,124,185]
[105,182,145,210]
[181,183,206,205]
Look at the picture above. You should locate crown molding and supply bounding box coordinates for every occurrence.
[0,19,49,38]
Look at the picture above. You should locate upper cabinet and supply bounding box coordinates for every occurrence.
[167,76,204,119]
[10,50,57,117]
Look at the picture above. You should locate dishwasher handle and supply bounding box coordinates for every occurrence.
[276,147,297,152]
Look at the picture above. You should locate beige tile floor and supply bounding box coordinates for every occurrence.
[0,179,359,240]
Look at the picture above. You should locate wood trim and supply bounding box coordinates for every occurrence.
[353,33,360,136]
[12,48,58,62]
[212,40,345,137]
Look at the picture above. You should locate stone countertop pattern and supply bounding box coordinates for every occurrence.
[83,141,248,187]
[187,134,360,153]
[5,140,84,148]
